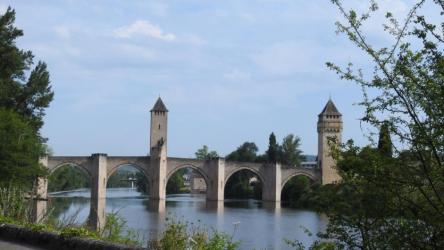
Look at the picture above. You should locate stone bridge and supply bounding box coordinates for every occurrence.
[32,97,342,230]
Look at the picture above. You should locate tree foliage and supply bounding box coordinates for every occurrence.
[226,142,259,162]
[166,168,187,194]
[318,0,444,248]
[48,164,90,192]
[280,134,304,166]
[377,121,393,157]
[224,170,262,200]
[226,134,304,166]
[0,7,54,136]
[0,109,45,188]
[0,7,53,188]
[195,145,219,160]
[281,175,318,208]
[266,132,279,163]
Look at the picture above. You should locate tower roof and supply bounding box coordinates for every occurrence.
[150,97,168,112]
[319,99,341,116]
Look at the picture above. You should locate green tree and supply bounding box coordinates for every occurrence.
[318,0,444,248]
[377,121,393,157]
[107,169,133,188]
[0,109,45,188]
[266,132,278,163]
[0,8,54,136]
[195,145,218,160]
[0,7,54,188]
[48,165,90,192]
[279,134,304,166]
[224,170,262,199]
[166,168,187,194]
[135,172,148,194]
[281,175,317,208]
[226,142,258,162]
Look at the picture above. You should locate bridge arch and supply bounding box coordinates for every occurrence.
[107,163,149,181]
[49,162,91,178]
[166,164,210,187]
[224,167,265,200]
[224,167,265,186]
[281,172,316,190]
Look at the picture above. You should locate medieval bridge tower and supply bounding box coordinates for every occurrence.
[33,97,342,230]
[317,99,343,184]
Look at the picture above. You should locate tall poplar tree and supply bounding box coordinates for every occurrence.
[377,121,393,157]
[266,132,278,163]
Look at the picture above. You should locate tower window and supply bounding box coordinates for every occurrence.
[159,124,161,130]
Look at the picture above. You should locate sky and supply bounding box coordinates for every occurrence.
[0,0,438,157]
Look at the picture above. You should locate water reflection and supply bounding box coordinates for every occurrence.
[48,188,326,250]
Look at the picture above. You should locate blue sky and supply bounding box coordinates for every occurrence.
[0,1,436,157]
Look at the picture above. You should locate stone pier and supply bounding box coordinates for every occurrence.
[88,153,107,230]
[262,163,282,202]
[205,158,225,201]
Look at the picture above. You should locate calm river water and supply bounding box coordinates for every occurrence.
[49,188,327,250]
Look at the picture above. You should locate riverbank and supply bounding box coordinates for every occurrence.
[0,223,144,250]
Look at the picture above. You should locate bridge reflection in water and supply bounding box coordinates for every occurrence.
[48,188,326,250]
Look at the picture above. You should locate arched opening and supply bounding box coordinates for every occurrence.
[47,163,91,225]
[166,166,208,196]
[106,164,149,197]
[224,169,263,200]
[48,163,90,192]
[281,175,317,208]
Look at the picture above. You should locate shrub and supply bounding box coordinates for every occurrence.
[153,218,239,250]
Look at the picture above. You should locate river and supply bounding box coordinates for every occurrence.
[48,188,327,250]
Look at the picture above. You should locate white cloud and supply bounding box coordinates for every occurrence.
[113,20,176,42]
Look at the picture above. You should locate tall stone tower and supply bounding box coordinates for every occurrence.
[150,97,168,151]
[317,99,343,184]
[149,97,168,200]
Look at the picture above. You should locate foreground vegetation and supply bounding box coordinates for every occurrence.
[298,0,444,249]
[0,185,240,249]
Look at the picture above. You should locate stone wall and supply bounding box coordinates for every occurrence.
[0,223,145,250]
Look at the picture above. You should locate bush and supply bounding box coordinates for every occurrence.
[60,227,98,238]
[152,218,239,250]
[100,212,140,246]
[0,185,32,223]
